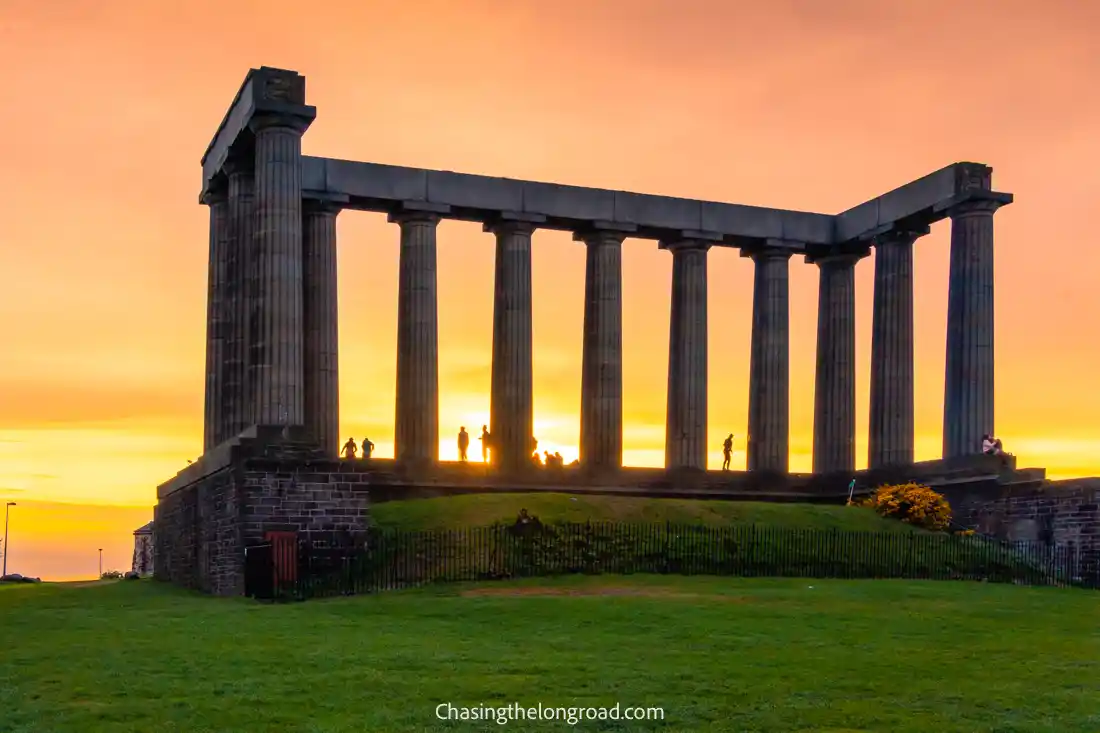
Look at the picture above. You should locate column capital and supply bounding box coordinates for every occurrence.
[805,245,869,267]
[388,201,449,225]
[572,221,635,244]
[659,238,712,253]
[933,189,1013,218]
[223,154,253,179]
[483,214,542,236]
[248,110,314,136]
[303,192,349,216]
[200,177,228,206]
[741,241,796,261]
[871,224,931,247]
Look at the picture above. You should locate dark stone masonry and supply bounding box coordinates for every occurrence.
[154,426,372,596]
[950,478,1100,557]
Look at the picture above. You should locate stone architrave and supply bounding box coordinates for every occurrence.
[664,239,710,470]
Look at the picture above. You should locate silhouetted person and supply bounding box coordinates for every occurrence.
[531,451,542,466]
[341,437,358,459]
[543,450,552,466]
[722,434,734,471]
[362,437,374,459]
[530,435,538,459]
[553,451,563,468]
[480,425,491,463]
[457,427,470,462]
[982,434,996,455]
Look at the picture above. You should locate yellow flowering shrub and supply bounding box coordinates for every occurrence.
[860,482,952,531]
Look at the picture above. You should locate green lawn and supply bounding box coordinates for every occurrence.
[372,492,914,532]
[1,577,1097,732]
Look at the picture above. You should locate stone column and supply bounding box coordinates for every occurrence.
[577,229,625,469]
[664,240,710,470]
[868,227,927,468]
[943,200,1001,458]
[392,210,441,464]
[201,184,230,452]
[248,113,309,426]
[487,220,535,470]
[746,248,791,472]
[811,251,864,474]
[224,159,254,440]
[302,201,342,457]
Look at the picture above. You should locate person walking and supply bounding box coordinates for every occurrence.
[361,437,374,459]
[722,434,734,471]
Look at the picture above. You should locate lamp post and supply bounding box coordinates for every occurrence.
[98,548,103,578]
[2,502,15,577]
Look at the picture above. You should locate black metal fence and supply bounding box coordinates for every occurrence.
[242,522,1100,601]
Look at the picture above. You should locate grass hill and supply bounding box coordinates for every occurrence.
[371,492,916,532]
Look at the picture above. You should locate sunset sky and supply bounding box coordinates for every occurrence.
[2,0,1098,579]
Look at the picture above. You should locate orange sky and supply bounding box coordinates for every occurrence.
[2,0,1099,579]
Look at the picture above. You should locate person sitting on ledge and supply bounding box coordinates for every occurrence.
[340,437,358,459]
[982,434,997,455]
[361,437,374,459]
[552,451,563,467]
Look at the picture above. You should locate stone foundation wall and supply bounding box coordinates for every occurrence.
[954,478,1100,554]
[154,428,373,596]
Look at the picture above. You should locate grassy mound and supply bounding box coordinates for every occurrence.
[371,492,914,532]
[1,578,1097,731]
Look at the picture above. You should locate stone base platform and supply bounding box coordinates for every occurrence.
[153,424,1048,595]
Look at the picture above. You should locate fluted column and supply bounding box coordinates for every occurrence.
[488,220,534,470]
[303,202,341,456]
[248,114,309,426]
[224,159,255,440]
[664,240,709,470]
[811,251,864,474]
[202,184,230,451]
[392,210,441,464]
[578,229,624,469]
[868,227,927,468]
[746,248,791,472]
[943,200,1001,458]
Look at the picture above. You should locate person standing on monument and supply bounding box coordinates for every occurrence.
[457,427,470,462]
[480,425,491,463]
[361,437,374,460]
[341,437,358,460]
[722,434,734,471]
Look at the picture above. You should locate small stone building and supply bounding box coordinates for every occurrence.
[154,426,372,596]
[131,521,154,576]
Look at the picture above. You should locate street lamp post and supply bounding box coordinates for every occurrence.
[3,502,15,577]
[98,548,103,578]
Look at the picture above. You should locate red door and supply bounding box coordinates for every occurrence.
[265,531,298,584]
